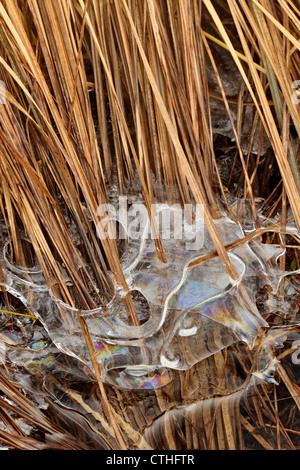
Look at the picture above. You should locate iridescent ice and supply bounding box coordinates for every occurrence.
[0,201,299,390]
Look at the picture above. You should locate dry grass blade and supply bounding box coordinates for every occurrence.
[0,0,299,451]
[252,0,300,50]
[203,0,300,231]
[120,0,238,280]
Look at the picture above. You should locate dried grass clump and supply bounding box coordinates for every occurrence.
[0,0,299,450]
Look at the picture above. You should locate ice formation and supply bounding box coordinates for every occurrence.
[0,201,299,390]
